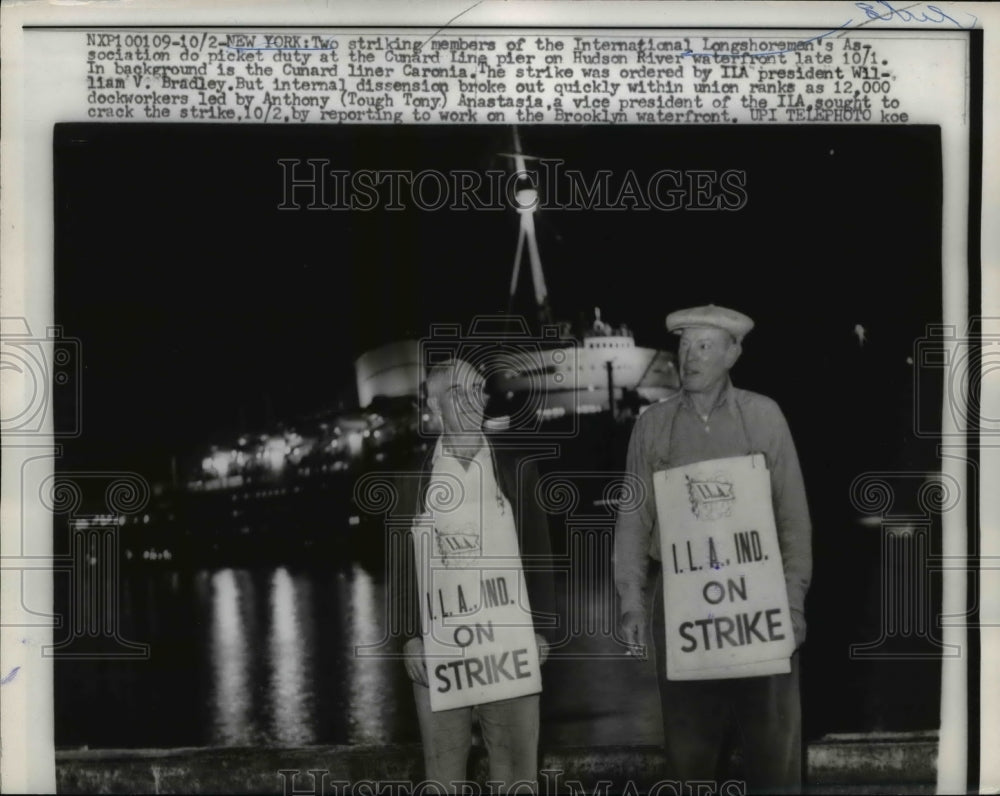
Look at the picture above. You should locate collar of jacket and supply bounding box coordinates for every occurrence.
[679,377,739,421]
[412,433,516,516]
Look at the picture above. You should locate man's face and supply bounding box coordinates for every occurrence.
[429,362,487,435]
[677,326,740,394]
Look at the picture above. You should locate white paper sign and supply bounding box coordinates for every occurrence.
[412,523,541,711]
[653,454,794,680]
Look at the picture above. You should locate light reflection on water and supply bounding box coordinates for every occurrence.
[203,565,396,747]
[59,558,670,750]
[345,564,391,744]
[56,546,941,749]
[208,567,320,746]
[268,567,315,746]
[209,569,252,745]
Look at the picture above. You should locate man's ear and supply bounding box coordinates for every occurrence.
[427,393,441,417]
[725,341,742,369]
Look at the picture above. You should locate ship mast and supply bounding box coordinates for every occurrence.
[506,126,553,328]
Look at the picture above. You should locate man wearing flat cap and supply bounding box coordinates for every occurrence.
[615,305,811,793]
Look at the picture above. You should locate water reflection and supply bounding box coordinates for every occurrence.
[345,564,388,743]
[67,558,877,751]
[60,561,666,750]
[209,569,254,745]
[268,567,315,745]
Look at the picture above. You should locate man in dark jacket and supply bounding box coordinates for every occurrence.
[397,357,555,792]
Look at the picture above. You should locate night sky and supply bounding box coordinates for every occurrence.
[55,123,943,485]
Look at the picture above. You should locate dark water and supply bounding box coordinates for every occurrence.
[55,542,942,751]
[55,564,421,748]
[55,560,667,750]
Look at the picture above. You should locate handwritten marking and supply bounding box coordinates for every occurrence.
[680,3,973,62]
[1,666,21,686]
[419,0,487,51]
[681,21,855,59]
[854,2,978,29]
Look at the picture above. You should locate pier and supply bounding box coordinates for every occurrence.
[55,733,939,793]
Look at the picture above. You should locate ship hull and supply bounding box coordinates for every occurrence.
[491,341,679,415]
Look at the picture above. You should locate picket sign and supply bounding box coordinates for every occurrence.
[412,522,541,712]
[653,454,794,680]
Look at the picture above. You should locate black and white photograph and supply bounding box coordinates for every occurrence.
[49,121,950,791]
[1,4,996,794]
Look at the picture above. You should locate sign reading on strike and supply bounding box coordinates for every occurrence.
[412,524,541,712]
[653,454,794,680]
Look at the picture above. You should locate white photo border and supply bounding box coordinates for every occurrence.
[1,1,997,792]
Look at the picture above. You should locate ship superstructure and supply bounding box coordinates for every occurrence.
[490,127,679,418]
[127,127,679,561]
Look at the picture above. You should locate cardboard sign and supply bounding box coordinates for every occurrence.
[412,522,541,711]
[653,454,794,680]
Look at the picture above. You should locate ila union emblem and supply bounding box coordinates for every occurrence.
[686,473,735,520]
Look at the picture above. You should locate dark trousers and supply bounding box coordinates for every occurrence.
[652,573,803,794]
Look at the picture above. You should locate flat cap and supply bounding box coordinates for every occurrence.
[666,304,754,341]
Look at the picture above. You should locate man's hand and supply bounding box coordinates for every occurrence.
[790,608,807,649]
[535,634,549,665]
[620,609,648,659]
[403,637,427,686]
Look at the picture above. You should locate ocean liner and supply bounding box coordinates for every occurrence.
[357,127,680,424]
[123,128,680,565]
